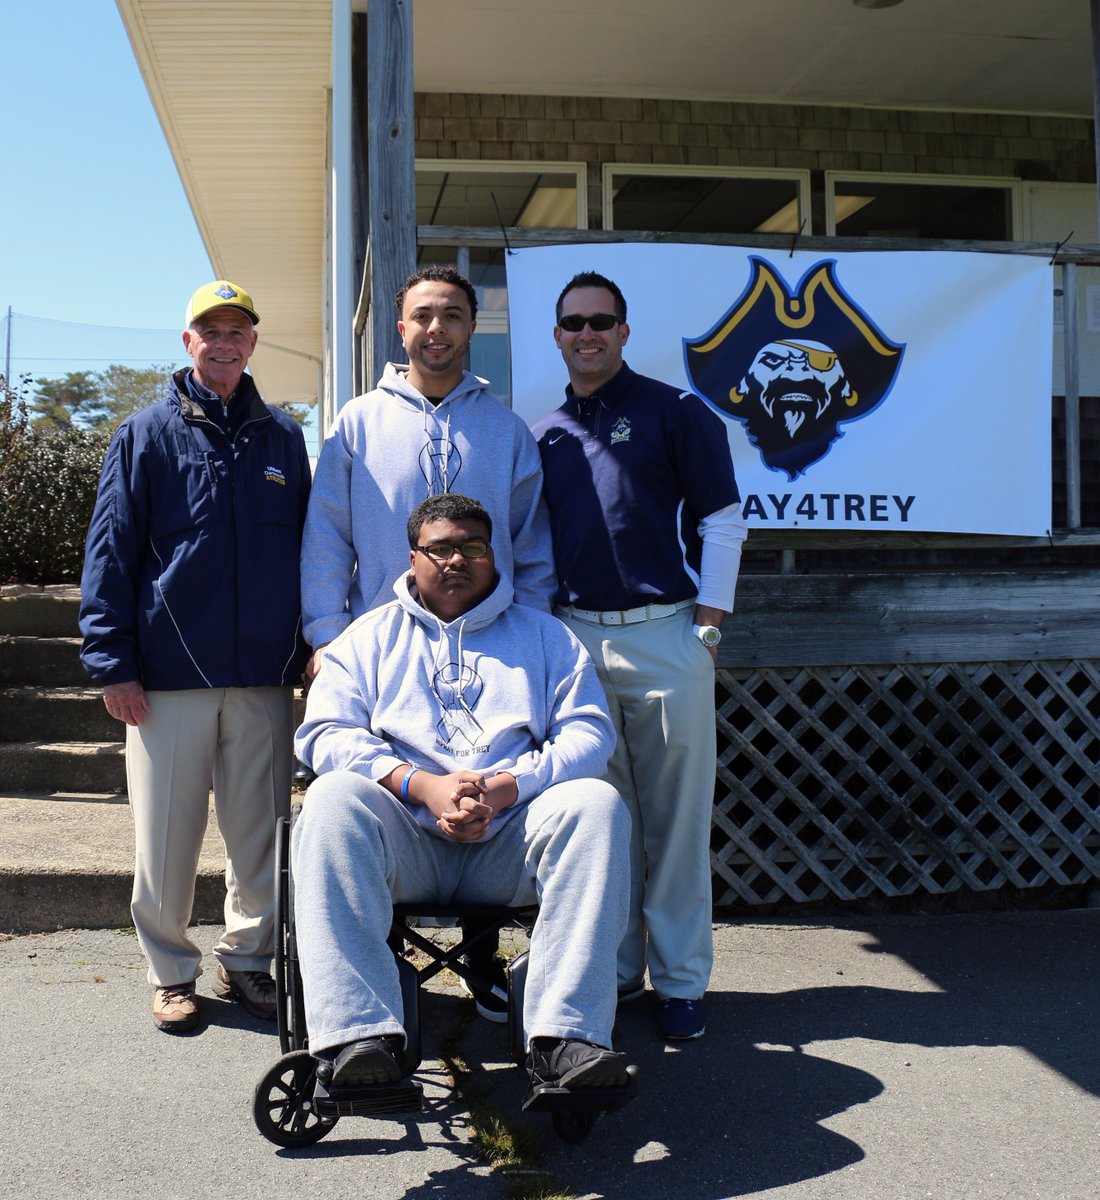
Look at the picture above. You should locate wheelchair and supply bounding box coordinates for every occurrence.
[252,815,636,1148]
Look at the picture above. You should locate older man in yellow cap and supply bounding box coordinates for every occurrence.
[79,281,311,1034]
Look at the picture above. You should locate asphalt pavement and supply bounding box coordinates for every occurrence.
[2,908,1099,1200]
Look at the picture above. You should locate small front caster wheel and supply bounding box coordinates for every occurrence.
[253,1051,337,1147]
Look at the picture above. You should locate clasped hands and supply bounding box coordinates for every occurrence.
[409,769,519,843]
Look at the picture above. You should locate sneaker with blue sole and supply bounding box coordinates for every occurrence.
[658,997,705,1040]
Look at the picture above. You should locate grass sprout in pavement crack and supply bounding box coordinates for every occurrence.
[439,1009,577,1200]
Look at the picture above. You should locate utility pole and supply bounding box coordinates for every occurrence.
[3,306,11,387]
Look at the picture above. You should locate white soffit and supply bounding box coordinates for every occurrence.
[408,0,1092,118]
[120,0,1093,409]
[116,0,331,408]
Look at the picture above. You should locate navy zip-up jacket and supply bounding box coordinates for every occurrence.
[79,368,311,691]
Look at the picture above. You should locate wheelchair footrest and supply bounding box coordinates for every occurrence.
[314,1078,424,1117]
[522,1079,636,1115]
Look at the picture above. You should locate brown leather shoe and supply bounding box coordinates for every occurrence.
[152,983,200,1034]
[212,965,276,1020]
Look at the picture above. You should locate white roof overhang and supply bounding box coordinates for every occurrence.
[117,0,1093,409]
[116,0,331,408]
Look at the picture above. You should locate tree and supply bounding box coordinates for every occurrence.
[282,402,312,428]
[97,363,174,428]
[1,371,110,583]
[0,371,31,463]
[27,363,174,433]
[29,371,105,430]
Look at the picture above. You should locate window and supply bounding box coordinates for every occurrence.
[417,161,585,232]
[604,165,811,235]
[416,162,587,405]
[826,173,1019,240]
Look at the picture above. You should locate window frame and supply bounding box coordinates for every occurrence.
[824,170,1022,239]
[416,158,589,232]
[602,163,813,235]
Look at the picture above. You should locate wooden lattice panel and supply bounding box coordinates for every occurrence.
[712,660,1100,907]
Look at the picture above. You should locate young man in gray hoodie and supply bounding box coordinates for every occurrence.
[292,494,633,1099]
[300,266,556,1014]
[301,265,555,672]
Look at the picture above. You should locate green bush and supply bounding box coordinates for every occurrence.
[0,379,110,584]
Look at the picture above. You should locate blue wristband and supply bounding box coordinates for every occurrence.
[400,767,419,803]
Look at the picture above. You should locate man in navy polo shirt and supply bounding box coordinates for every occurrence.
[533,271,746,1041]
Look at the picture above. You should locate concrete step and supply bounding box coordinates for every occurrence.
[0,635,86,687]
[0,791,225,933]
[0,582,308,933]
[0,687,116,742]
[0,713,306,794]
[0,586,81,637]
[0,740,126,794]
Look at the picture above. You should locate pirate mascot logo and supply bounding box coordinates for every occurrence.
[684,257,905,480]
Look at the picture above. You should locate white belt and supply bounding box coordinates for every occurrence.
[556,597,694,627]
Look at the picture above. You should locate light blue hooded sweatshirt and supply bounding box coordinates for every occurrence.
[301,363,556,650]
[294,571,615,840]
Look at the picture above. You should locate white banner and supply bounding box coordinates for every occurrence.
[506,243,1053,536]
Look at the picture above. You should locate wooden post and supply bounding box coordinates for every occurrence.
[1063,262,1082,529]
[330,0,353,427]
[366,0,416,383]
[1092,0,1100,239]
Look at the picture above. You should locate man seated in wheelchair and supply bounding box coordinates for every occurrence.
[293,492,633,1100]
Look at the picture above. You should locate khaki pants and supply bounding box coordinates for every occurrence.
[126,687,293,986]
[561,607,716,999]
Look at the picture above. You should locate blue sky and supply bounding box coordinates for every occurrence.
[2,1,212,385]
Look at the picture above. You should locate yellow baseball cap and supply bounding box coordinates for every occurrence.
[185,280,260,326]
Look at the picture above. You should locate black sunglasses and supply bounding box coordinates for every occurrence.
[415,539,490,562]
[558,313,620,333]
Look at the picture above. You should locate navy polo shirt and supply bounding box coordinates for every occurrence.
[533,362,740,612]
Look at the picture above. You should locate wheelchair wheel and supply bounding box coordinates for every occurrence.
[552,1108,597,1143]
[253,1050,336,1148]
[275,814,308,1054]
[274,817,293,1052]
[506,950,529,1065]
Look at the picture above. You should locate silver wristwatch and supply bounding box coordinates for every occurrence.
[693,623,722,648]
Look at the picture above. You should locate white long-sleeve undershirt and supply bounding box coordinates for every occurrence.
[696,501,747,612]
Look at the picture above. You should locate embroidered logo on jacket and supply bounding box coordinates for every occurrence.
[610,417,631,444]
[264,466,286,486]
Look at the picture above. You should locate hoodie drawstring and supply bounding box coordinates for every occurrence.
[420,401,454,495]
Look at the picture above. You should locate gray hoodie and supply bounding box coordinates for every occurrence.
[294,571,615,840]
[301,364,556,649]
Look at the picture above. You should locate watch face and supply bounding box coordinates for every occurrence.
[698,625,721,646]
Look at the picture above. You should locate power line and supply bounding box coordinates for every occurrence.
[1,308,185,380]
[4,310,179,335]
[9,356,181,364]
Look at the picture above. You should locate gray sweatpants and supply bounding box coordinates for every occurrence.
[292,770,631,1055]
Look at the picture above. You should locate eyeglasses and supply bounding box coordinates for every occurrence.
[415,539,490,562]
[558,313,620,333]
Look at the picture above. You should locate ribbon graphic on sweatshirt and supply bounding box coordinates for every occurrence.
[432,661,484,748]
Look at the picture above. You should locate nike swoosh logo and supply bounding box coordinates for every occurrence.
[548,434,566,445]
